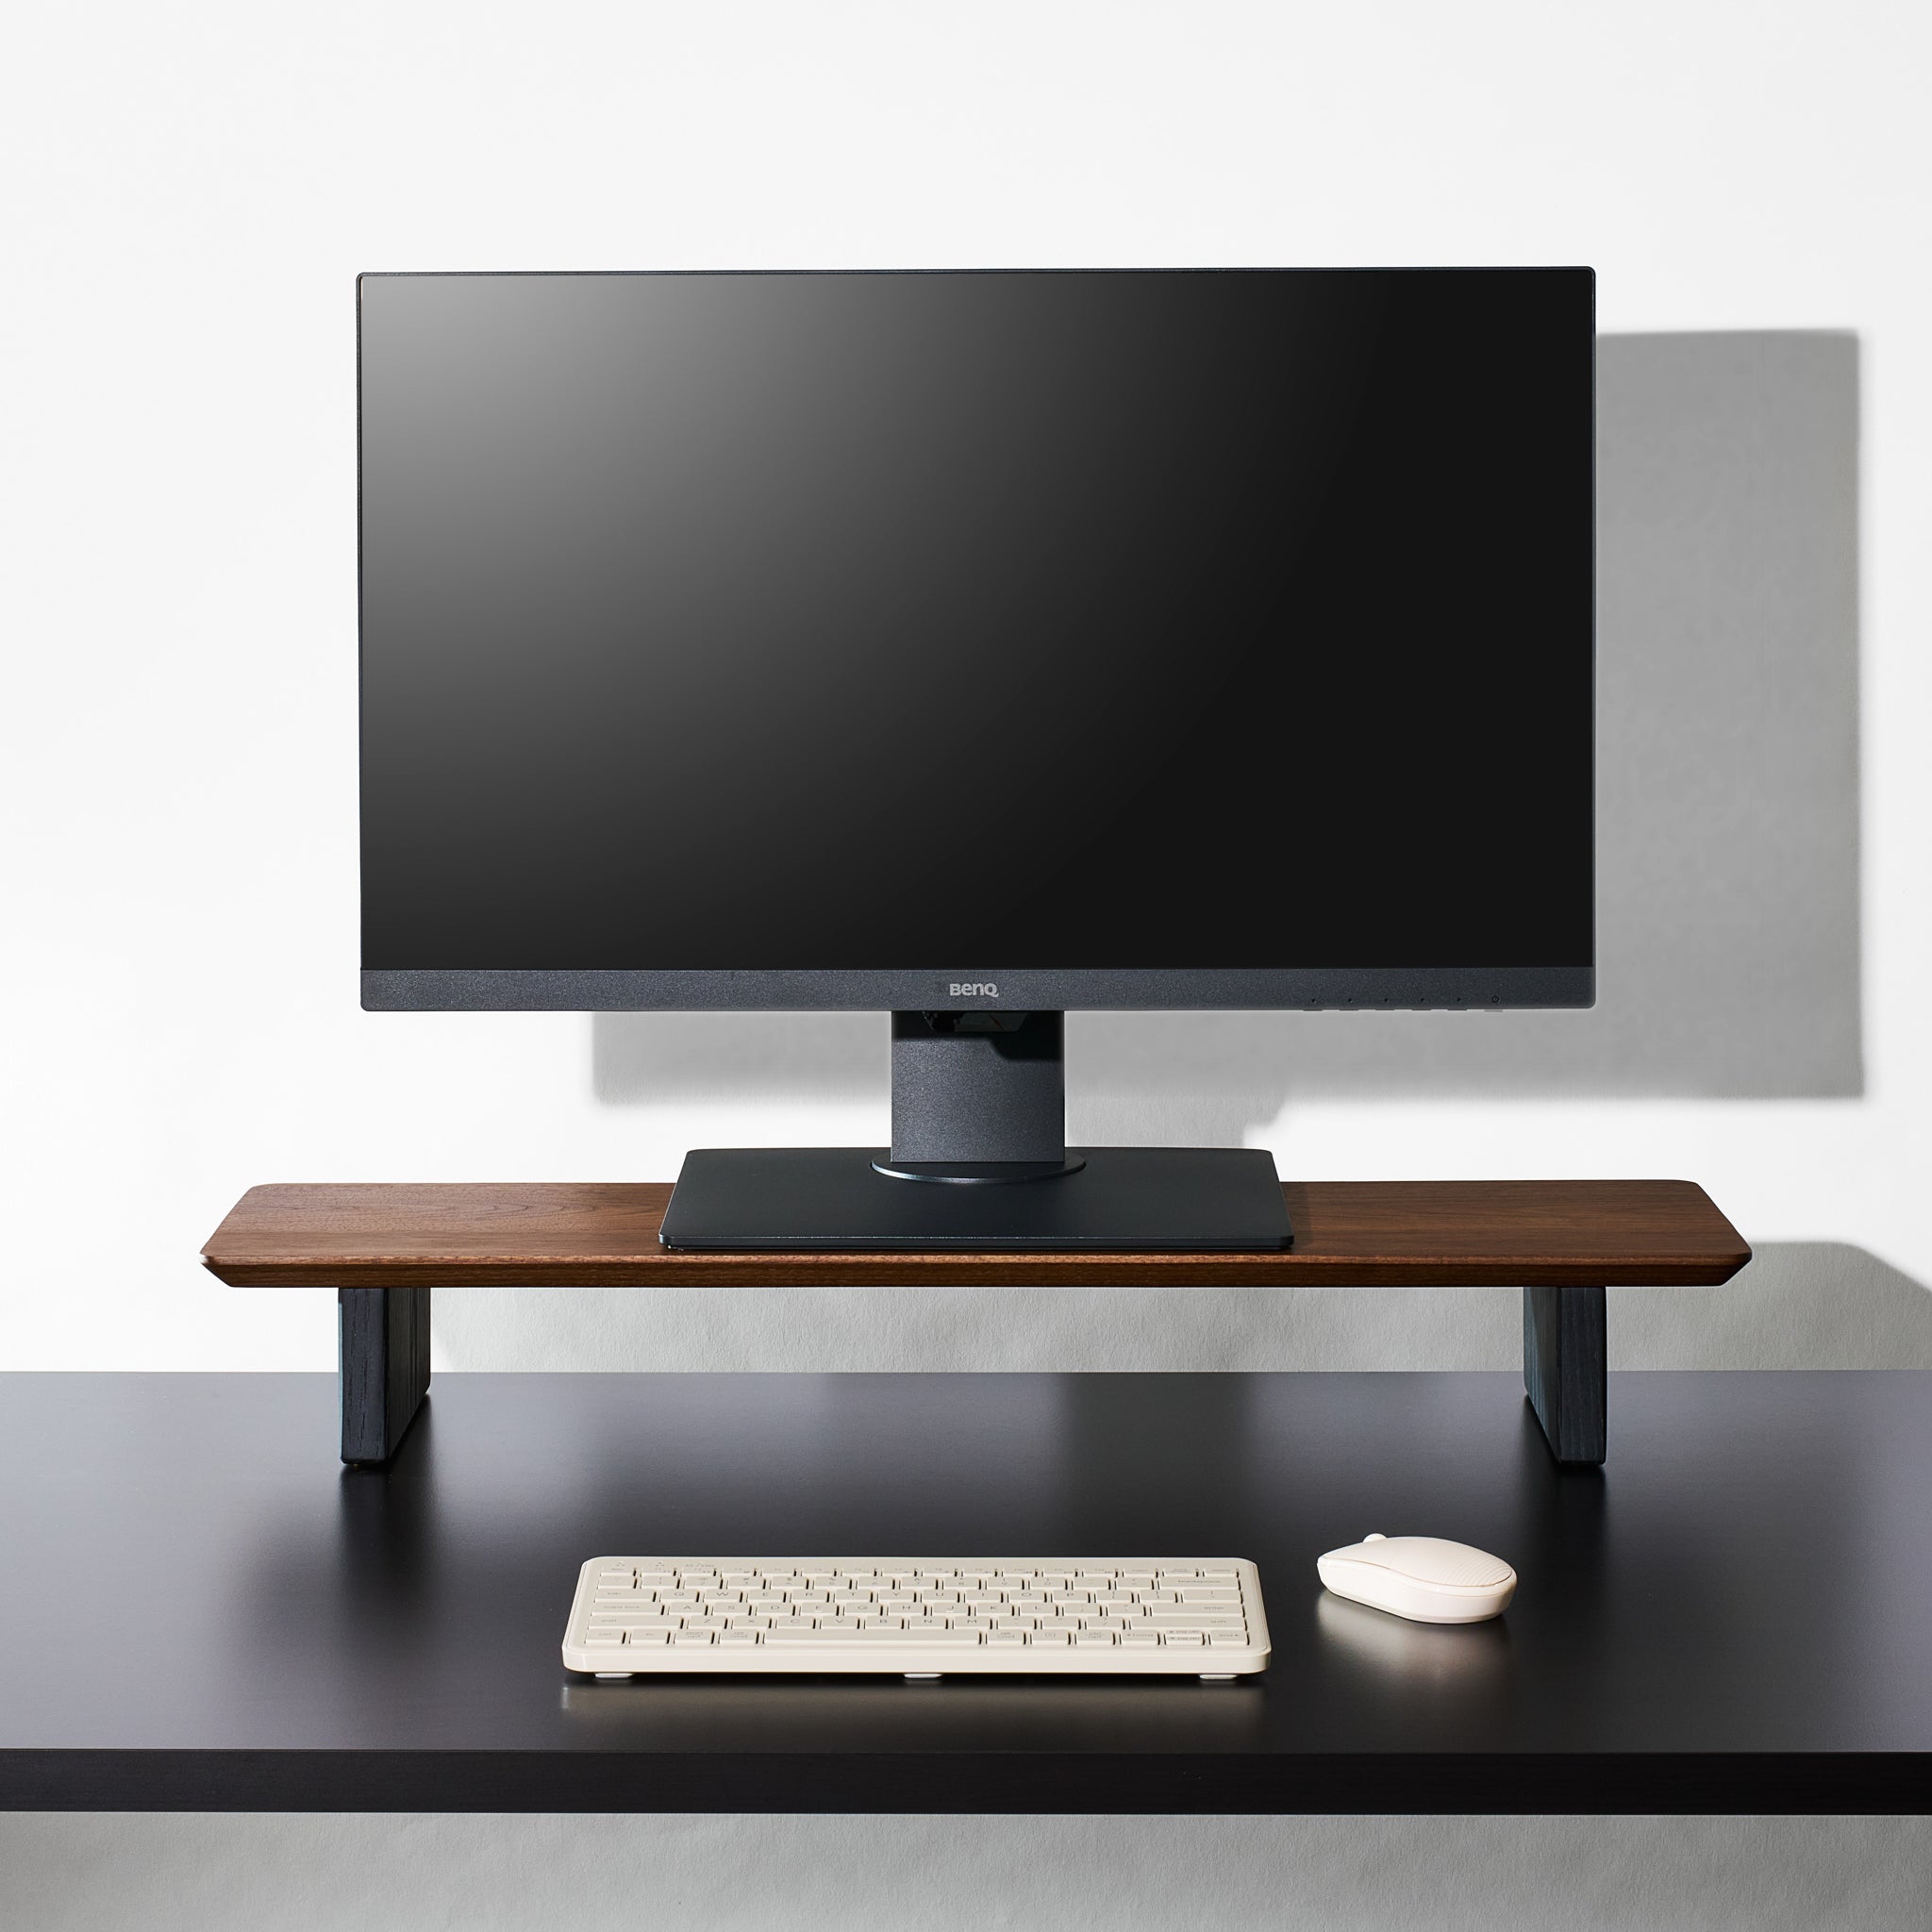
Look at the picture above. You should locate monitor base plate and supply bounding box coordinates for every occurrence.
[659,1146,1292,1252]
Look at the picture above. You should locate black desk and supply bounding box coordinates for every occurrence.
[3,1372,1926,1813]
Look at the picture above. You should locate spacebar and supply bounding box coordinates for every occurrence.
[763,1630,981,1645]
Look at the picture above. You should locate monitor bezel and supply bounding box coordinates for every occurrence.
[358,266,1595,1018]
[360,966,1593,1011]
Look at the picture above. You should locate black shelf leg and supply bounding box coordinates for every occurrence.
[339,1287,431,1465]
[1524,1284,1607,1465]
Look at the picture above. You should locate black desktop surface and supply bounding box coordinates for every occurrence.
[4,1370,1927,1812]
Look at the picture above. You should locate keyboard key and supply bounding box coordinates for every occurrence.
[670,1630,715,1647]
[985,1631,1027,1647]
[1120,1629,1162,1647]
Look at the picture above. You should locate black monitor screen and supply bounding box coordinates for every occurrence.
[359,269,1592,979]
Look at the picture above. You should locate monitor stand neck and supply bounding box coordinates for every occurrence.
[658,1012,1290,1248]
[875,1010,1086,1184]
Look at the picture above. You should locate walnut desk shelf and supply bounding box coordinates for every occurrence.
[201,1178,1749,1469]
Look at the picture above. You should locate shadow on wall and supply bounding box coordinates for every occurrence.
[432,1242,1931,1374]
[592,331,1862,1141]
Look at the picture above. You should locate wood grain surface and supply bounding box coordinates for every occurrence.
[203,1179,1751,1289]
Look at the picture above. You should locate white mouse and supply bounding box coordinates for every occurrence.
[1316,1534,1516,1624]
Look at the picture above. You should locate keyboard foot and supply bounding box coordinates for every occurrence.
[593,1672,637,1680]
[903,1673,942,1681]
[1199,1674,1238,1681]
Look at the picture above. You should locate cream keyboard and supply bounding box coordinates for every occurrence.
[563,1557,1271,1676]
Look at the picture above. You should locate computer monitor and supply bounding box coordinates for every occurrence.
[358,267,1594,1251]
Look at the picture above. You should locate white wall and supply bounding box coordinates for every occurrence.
[5,4,1930,1925]
[6,0,1929,1376]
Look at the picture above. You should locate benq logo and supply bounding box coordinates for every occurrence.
[949,982,998,998]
